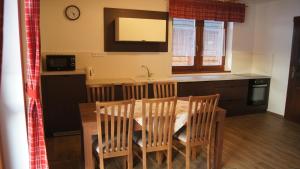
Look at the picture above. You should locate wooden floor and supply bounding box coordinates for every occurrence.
[46,113,300,169]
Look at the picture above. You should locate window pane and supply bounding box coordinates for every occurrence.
[203,20,225,66]
[172,18,196,66]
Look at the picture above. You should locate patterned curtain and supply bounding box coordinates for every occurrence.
[24,0,49,168]
[0,0,3,83]
[169,0,246,23]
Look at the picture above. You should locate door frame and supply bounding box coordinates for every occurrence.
[284,16,300,121]
[0,131,4,169]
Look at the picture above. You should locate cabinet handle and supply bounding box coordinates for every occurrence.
[252,84,268,88]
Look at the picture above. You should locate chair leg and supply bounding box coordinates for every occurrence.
[156,152,163,165]
[207,145,211,169]
[142,150,147,169]
[123,157,127,169]
[186,146,191,169]
[167,149,173,169]
[128,153,133,169]
[99,157,104,169]
[191,149,197,160]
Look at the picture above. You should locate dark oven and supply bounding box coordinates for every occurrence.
[248,79,270,106]
[46,55,75,71]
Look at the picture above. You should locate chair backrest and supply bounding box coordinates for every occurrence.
[122,83,148,100]
[96,99,135,157]
[87,84,115,102]
[153,81,177,98]
[186,94,220,145]
[141,97,177,150]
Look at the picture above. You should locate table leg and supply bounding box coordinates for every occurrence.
[156,152,164,165]
[214,112,225,169]
[83,126,93,169]
[191,149,197,160]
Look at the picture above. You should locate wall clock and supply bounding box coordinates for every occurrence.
[65,5,80,21]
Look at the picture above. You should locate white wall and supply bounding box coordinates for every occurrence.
[0,0,29,169]
[40,0,255,78]
[40,0,171,78]
[42,0,300,116]
[252,0,300,115]
[231,0,256,73]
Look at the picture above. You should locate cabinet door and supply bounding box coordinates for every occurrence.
[178,80,249,116]
[41,75,86,136]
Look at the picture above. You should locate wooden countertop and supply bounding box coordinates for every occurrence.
[40,70,270,84]
[85,74,270,85]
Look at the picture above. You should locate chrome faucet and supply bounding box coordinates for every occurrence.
[141,65,153,78]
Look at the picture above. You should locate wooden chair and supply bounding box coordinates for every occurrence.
[134,97,177,169]
[122,83,148,100]
[86,84,115,102]
[153,81,177,98]
[95,99,135,169]
[173,94,220,169]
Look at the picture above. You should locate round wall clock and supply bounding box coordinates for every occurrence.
[65,5,80,21]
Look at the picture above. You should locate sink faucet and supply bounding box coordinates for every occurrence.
[141,65,153,78]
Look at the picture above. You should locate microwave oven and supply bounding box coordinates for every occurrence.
[46,55,75,71]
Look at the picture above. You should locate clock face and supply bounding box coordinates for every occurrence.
[65,5,80,20]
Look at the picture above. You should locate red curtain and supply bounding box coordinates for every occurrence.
[24,0,49,168]
[169,0,246,23]
[0,0,3,83]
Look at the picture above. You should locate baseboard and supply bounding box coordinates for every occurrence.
[267,111,284,119]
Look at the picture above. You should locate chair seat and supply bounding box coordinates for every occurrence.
[133,132,158,148]
[93,136,124,153]
[133,132,170,148]
[175,129,208,146]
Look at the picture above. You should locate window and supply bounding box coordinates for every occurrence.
[172,18,227,73]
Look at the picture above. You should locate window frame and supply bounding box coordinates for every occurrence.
[172,20,227,74]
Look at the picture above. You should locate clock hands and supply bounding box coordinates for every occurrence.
[65,5,80,20]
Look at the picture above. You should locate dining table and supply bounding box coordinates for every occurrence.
[79,98,226,169]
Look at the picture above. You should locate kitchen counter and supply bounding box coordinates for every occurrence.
[86,73,270,85]
[41,70,270,84]
[86,78,135,85]
[174,73,270,82]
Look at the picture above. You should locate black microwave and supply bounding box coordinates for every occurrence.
[46,55,75,71]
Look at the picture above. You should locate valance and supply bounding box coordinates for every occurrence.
[169,0,246,23]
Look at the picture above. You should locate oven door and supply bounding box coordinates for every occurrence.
[248,83,268,106]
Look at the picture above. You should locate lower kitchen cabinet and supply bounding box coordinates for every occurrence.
[41,74,86,137]
[41,76,269,137]
[178,80,267,116]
